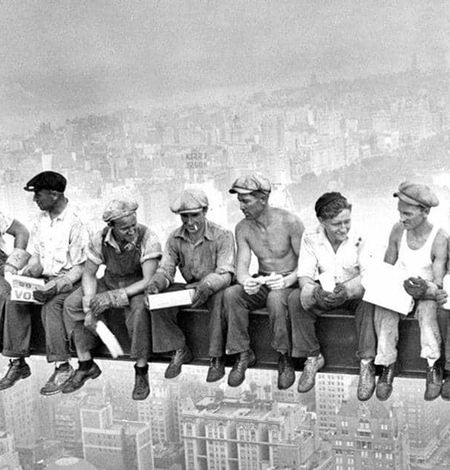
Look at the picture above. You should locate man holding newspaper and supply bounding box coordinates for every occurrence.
[63,199,161,401]
[0,171,89,395]
[371,182,447,401]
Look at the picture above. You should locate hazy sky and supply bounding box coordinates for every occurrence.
[0,0,448,130]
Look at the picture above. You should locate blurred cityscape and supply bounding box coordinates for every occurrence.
[0,356,450,470]
[1,65,450,243]
[1,61,450,470]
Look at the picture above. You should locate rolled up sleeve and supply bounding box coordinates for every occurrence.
[214,230,235,276]
[156,236,179,284]
[297,234,318,279]
[141,229,163,264]
[68,221,89,266]
[86,231,105,266]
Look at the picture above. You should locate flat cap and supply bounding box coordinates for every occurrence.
[170,189,209,214]
[24,171,67,192]
[229,174,271,195]
[393,181,439,208]
[103,199,139,223]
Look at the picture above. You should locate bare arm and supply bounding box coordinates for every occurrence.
[82,259,100,301]
[384,224,401,265]
[431,229,448,289]
[6,219,29,249]
[124,259,159,297]
[283,216,305,288]
[236,223,253,285]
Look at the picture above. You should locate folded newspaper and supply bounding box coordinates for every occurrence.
[147,288,195,309]
[4,273,46,304]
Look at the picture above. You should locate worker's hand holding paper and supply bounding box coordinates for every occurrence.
[147,288,195,310]
[4,273,46,304]
[362,262,414,315]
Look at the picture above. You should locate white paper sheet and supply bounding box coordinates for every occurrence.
[4,273,46,304]
[318,271,336,292]
[442,274,450,310]
[362,262,414,315]
[147,289,195,310]
[95,320,124,358]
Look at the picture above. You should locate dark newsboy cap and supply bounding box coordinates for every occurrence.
[24,171,67,193]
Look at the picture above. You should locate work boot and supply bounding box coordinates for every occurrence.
[357,360,376,401]
[62,362,102,394]
[228,350,256,387]
[424,363,443,401]
[297,354,325,393]
[0,359,31,391]
[441,371,450,401]
[132,365,150,401]
[206,357,225,383]
[40,363,74,396]
[164,345,193,379]
[277,353,295,390]
[376,363,395,401]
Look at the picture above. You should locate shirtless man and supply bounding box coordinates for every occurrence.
[223,175,304,389]
[374,182,447,401]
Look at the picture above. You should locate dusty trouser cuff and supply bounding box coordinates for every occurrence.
[109,288,129,307]
[6,248,30,271]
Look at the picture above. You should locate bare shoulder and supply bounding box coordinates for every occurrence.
[433,227,449,251]
[389,222,404,242]
[235,219,251,237]
[271,207,303,226]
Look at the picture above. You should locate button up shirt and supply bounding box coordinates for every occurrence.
[157,220,235,291]
[88,225,162,266]
[298,225,365,283]
[30,203,89,277]
[0,210,13,253]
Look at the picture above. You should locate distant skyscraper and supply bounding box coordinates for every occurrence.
[0,431,21,469]
[81,402,153,470]
[333,398,409,470]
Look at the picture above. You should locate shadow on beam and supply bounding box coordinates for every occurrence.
[26,308,425,378]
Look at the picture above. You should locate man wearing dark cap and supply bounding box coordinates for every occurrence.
[288,192,377,400]
[0,171,89,395]
[373,182,447,401]
[146,189,235,382]
[223,175,304,389]
[62,199,161,400]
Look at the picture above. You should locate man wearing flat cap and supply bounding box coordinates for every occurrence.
[63,199,161,400]
[372,181,448,402]
[146,188,235,383]
[223,174,304,389]
[0,171,89,395]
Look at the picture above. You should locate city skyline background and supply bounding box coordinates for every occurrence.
[0,1,450,469]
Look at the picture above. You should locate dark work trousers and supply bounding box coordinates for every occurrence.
[222,284,293,355]
[288,287,376,359]
[0,250,11,350]
[63,280,150,360]
[150,283,226,357]
[2,284,79,362]
[437,308,450,372]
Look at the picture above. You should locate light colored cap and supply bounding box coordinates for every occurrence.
[393,181,439,208]
[102,199,139,223]
[229,174,271,195]
[170,189,209,214]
